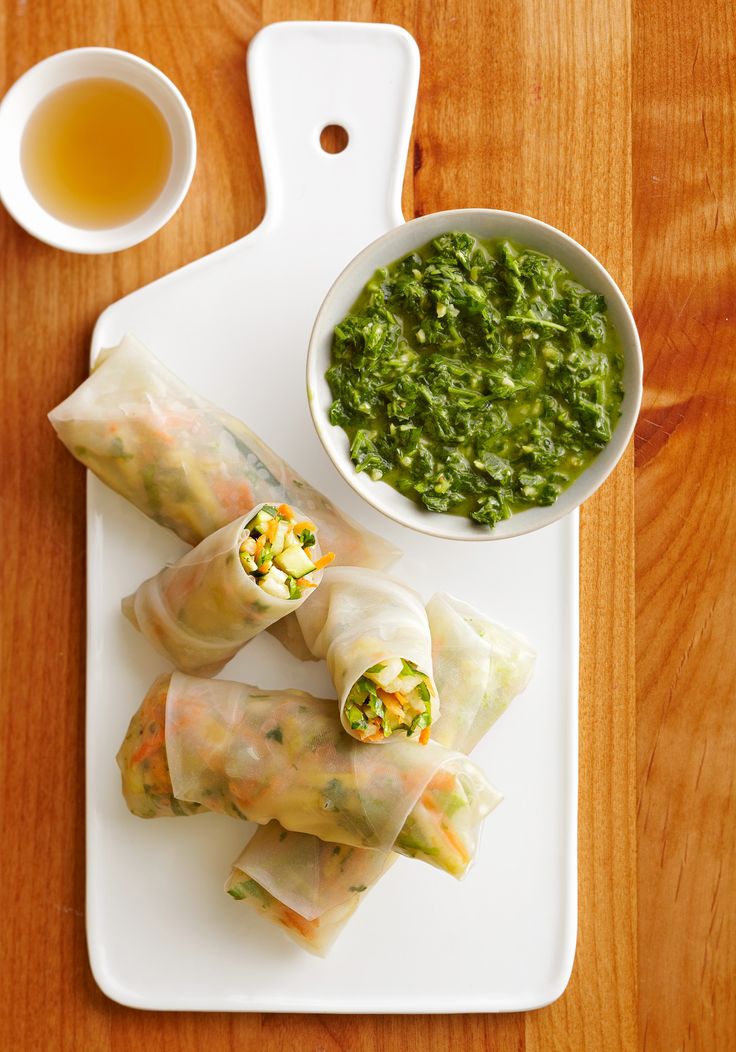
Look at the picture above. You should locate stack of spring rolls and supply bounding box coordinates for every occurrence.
[50,334,536,956]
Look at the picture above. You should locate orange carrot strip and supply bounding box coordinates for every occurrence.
[377,688,404,717]
[429,769,456,792]
[277,503,294,518]
[293,520,315,534]
[131,728,165,766]
[298,579,318,588]
[280,905,318,939]
[442,824,470,865]
[419,726,431,745]
[363,730,386,743]
[313,552,336,571]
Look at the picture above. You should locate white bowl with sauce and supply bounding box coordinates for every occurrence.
[0,48,196,253]
[307,209,643,541]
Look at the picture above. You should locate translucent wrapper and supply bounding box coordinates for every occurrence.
[427,593,536,754]
[117,672,500,873]
[225,854,364,957]
[121,504,323,677]
[296,567,439,743]
[48,333,399,569]
[229,593,535,954]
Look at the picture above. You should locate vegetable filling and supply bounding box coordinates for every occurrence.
[239,503,334,601]
[344,658,434,743]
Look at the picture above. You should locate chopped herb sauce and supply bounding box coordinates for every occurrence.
[327,232,625,527]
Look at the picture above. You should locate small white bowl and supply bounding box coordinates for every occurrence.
[0,48,196,253]
[307,208,643,541]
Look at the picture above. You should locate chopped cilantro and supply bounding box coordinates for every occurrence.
[327,233,624,527]
[298,527,316,548]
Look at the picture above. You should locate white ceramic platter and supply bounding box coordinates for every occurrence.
[87,21,577,1012]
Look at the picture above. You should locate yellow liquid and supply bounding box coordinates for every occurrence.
[21,77,172,229]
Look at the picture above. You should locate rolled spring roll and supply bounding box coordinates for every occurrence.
[48,333,399,569]
[226,822,388,955]
[227,593,535,954]
[117,672,500,877]
[428,593,536,753]
[121,503,333,676]
[296,568,439,743]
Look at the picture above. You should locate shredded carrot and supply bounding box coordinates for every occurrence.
[277,503,294,519]
[419,726,431,745]
[442,824,470,866]
[313,552,336,571]
[151,429,174,445]
[429,769,456,792]
[266,517,279,542]
[293,520,315,534]
[281,905,318,939]
[303,547,313,559]
[255,534,267,554]
[298,578,318,588]
[212,479,254,518]
[377,688,404,717]
[363,730,386,743]
[131,727,165,766]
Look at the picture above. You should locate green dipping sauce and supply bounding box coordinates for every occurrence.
[327,232,625,528]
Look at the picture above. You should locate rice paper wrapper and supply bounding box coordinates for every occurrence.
[231,822,393,921]
[427,592,536,754]
[121,505,322,676]
[229,594,534,952]
[295,567,439,740]
[48,333,400,570]
[225,858,366,957]
[163,673,495,855]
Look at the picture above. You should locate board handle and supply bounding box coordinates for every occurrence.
[247,21,419,233]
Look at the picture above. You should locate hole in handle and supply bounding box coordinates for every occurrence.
[320,125,349,154]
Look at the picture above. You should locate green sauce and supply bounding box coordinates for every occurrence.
[327,232,625,528]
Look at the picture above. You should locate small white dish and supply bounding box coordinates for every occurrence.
[0,47,196,253]
[307,208,643,541]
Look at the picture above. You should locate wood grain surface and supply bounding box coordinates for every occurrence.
[0,1,732,1049]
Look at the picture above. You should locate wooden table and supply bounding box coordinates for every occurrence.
[1,2,733,1049]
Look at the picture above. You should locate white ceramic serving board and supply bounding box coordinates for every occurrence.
[87,21,577,1013]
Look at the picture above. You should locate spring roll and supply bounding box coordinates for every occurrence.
[228,593,535,954]
[121,502,332,676]
[117,672,499,877]
[226,822,388,955]
[295,567,438,743]
[48,333,399,570]
[428,593,536,753]
[226,866,362,956]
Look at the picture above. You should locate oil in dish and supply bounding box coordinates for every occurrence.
[21,77,172,228]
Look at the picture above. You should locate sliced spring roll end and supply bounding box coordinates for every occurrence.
[116,673,203,820]
[238,503,333,603]
[342,658,437,744]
